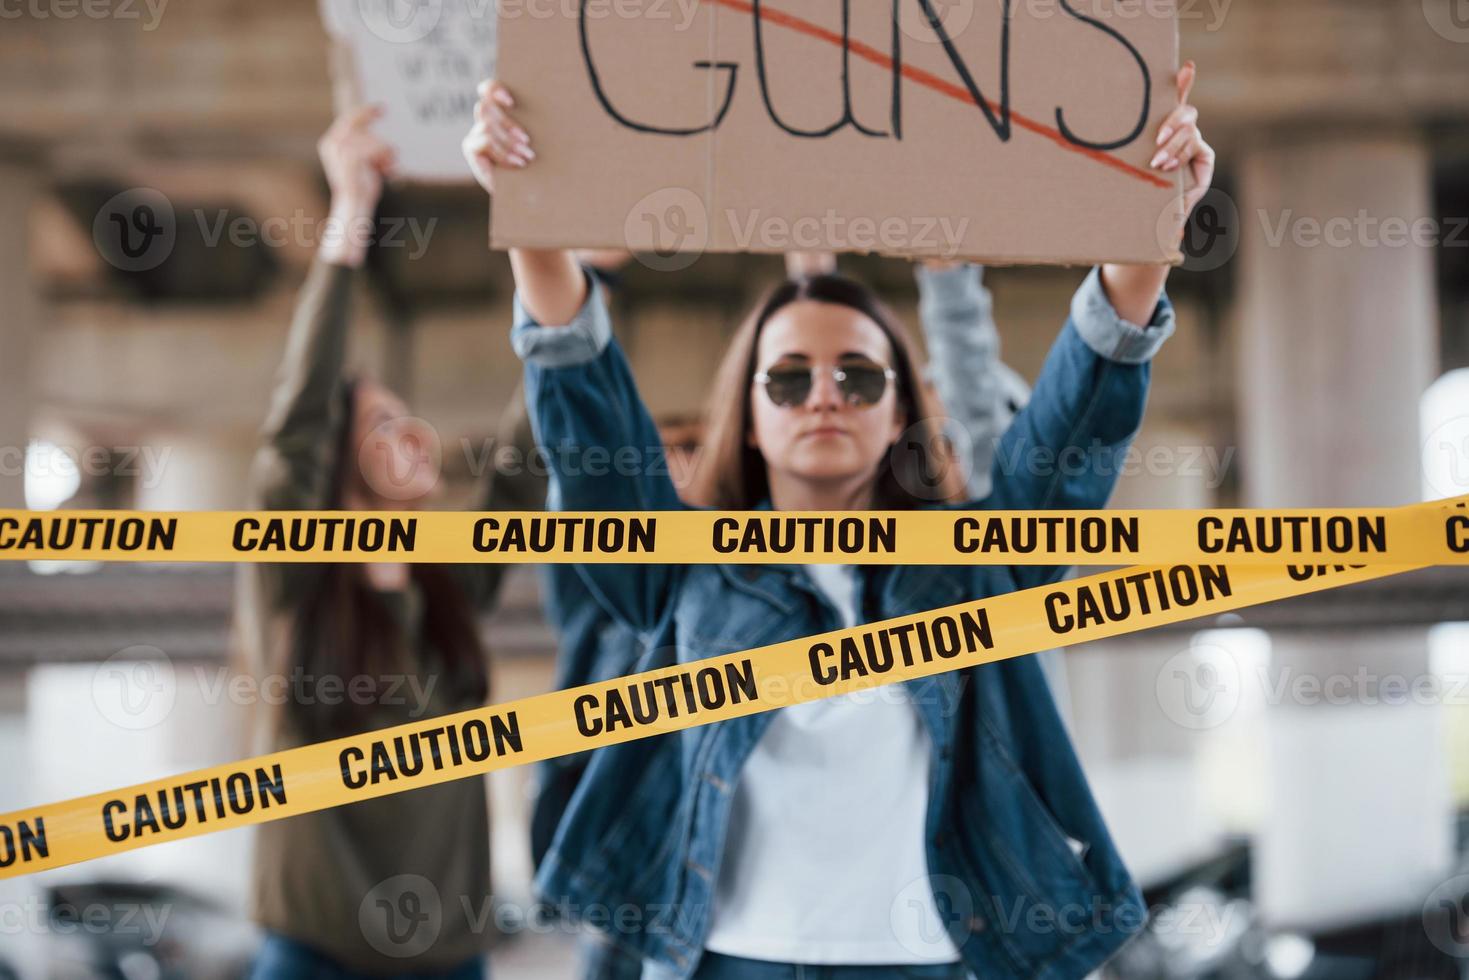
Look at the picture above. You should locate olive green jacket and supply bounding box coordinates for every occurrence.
[234,258,542,974]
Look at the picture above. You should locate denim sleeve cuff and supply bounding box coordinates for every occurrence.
[1069,266,1176,364]
[914,262,984,302]
[510,270,612,368]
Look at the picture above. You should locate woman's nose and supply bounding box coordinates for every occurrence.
[807,368,843,410]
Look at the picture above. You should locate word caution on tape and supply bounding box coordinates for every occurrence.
[0,495,1464,877]
[2,503,1469,565]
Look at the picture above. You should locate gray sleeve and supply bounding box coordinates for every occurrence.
[916,263,1006,500]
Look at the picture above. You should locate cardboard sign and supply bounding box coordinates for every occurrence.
[320,0,498,182]
[491,0,1183,265]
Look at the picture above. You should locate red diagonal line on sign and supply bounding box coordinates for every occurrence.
[708,0,1173,190]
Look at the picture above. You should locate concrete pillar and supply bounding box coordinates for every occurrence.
[0,144,43,509]
[1070,424,1233,886]
[1236,132,1448,928]
[132,431,256,510]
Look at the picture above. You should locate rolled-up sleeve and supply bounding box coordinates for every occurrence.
[510,271,613,368]
[1069,266,1176,364]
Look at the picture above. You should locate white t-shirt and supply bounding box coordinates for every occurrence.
[702,564,964,964]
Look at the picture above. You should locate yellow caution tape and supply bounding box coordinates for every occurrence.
[1,494,1463,877]
[2,501,1469,564]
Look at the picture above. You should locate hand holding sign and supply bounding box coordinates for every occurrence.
[1164,62,1216,226]
[462,80,531,195]
[319,106,399,268]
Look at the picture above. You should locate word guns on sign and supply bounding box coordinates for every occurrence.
[490,0,1185,264]
[1,506,1468,565]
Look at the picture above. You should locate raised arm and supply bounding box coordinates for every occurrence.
[916,261,1010,500]
[443,386,549,612]
[247,105,394,515]
[465,83,683,633]
[979,63,1212,592]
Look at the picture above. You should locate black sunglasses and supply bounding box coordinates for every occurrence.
[753,359,898,408]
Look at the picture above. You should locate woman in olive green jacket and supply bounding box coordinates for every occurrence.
[236,106,537,979]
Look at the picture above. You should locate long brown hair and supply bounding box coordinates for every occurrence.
[687,274,967,510]
[288,376,488,739]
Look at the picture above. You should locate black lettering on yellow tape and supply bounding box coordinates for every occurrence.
[712,516,896,555]
[1,504,1467,565]
[473,516,656,554]
[573,660,757,736]
[1197,515,1387,555]
[0,496,1463,878]
[340,713,523,788]
[101,765,288,843]
[0,516,176,552]
[233,517,417,553]
[954,515,1139,556]
[1045,565,1231,634]
[0,818,48,869]
[809,608,993,685]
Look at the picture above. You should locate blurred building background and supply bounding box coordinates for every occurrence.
[2,1,1469,977]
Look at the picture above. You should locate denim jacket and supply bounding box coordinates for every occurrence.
[512,267,1175,980]
[532,263,1015,879]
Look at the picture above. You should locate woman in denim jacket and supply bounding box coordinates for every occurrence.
[465,66,1214,980]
